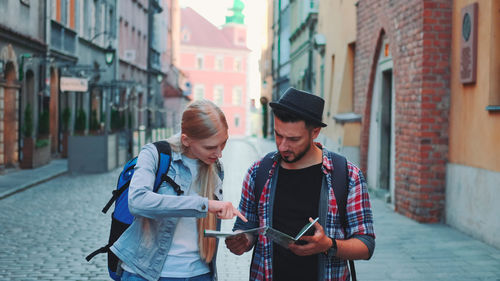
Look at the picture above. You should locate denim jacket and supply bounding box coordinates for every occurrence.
[110,143,223,281]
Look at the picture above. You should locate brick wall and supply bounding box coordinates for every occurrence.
[355,0,452,222]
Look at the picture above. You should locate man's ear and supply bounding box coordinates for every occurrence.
[311,127,321,140]
[181,133,190,148]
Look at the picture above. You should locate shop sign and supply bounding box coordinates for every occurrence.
[460,3,478,84]
[60,77,88,92]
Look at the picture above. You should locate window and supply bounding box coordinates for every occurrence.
[215,56,224,71]
[100,3,106,46]
[214,85,224,106]
[90,1,96,39]
[234,57,242,72]
[61,0,68,25]
[51,0,56,20]
[196,54,204,69]
[79,0,85,35]
[327,55,335,116]
[232,86,242,106]
[194,84,205,100]
[181,28,190,42]
[108,9,114,40]
[67,0,71,27]
[234,115,240,127]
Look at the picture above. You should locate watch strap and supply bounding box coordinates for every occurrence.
[324,237,337,258]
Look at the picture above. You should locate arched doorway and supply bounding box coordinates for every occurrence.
[367,37,396,207]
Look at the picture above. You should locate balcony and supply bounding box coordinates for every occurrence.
[50,20,76,55]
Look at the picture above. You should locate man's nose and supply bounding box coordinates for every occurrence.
[278,139,288,151]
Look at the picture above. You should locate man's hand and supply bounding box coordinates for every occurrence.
[208,200,248,222]
[225,232,255,255]
[288,217,332,256]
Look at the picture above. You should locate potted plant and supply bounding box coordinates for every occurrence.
[90,109,101,135]
[35,109,51,166]
[74,108,87,135]
[20,103,34,169]
[68,108,118,173]
[21,105,51,168]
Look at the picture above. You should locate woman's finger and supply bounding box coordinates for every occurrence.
[234,208,248,222]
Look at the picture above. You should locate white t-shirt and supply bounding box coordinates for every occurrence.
[160,154,210,277]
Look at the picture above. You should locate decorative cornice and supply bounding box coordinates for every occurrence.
[289,12,318,42]
[0,24,47,53]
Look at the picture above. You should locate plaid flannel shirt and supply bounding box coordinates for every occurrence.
[234,144,375,281]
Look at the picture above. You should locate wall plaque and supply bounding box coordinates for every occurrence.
[460,3,478,84]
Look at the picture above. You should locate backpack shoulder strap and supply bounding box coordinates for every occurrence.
[330,151,357,281]
[254,151,275,205]
[330,152,348,228]
[152,141,173,193]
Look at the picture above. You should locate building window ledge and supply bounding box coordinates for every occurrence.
[333,112,362,125]
[486,105,500,112]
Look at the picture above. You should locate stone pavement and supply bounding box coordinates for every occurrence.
[0,159,68,200]
[0,137,499,280]
[0,167,119,280]
[355,198,500,280]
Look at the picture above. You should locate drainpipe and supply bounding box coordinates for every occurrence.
[275,0,281,102]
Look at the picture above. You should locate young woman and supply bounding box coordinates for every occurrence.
[111,100,246,281]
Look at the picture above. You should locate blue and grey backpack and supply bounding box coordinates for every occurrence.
[86,141,183,280]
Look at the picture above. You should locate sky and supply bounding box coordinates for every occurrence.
[178,0,267,103]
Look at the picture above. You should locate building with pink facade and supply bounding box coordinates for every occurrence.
[179,3,250,137]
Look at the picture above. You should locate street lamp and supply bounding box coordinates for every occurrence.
[105,44,115,65]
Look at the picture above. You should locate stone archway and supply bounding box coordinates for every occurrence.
[2,62,21,167]
[1,44,20,168]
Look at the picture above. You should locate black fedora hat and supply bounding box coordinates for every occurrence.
[269,87,327,127]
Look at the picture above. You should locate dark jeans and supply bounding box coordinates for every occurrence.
[121,271,212,281]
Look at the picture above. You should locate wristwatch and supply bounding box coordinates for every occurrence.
[324,237,337,258]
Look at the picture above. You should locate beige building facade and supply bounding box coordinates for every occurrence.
[314,0,360,165]
[446,0,500,248]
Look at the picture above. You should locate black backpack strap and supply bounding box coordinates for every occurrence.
[330,151,356,281]
[152,141,174,193]
[254,152,276,206]
[163,174,184,196]
[85,245,109,261]
[331,152,348,228]
[101,182,131,214]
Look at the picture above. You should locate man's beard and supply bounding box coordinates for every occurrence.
[280,142,311,163]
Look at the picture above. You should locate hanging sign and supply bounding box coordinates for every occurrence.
[60,77,88,92]
[460,3,478,84]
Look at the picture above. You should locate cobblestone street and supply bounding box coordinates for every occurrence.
[0,138,274,281]
[0,170,119,280]
[1,138,500,280]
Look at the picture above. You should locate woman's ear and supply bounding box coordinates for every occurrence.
[181,133,190,148]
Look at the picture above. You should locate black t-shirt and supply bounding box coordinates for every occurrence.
[272,163,323,281]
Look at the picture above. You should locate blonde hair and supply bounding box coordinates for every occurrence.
[167,100,228,263]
